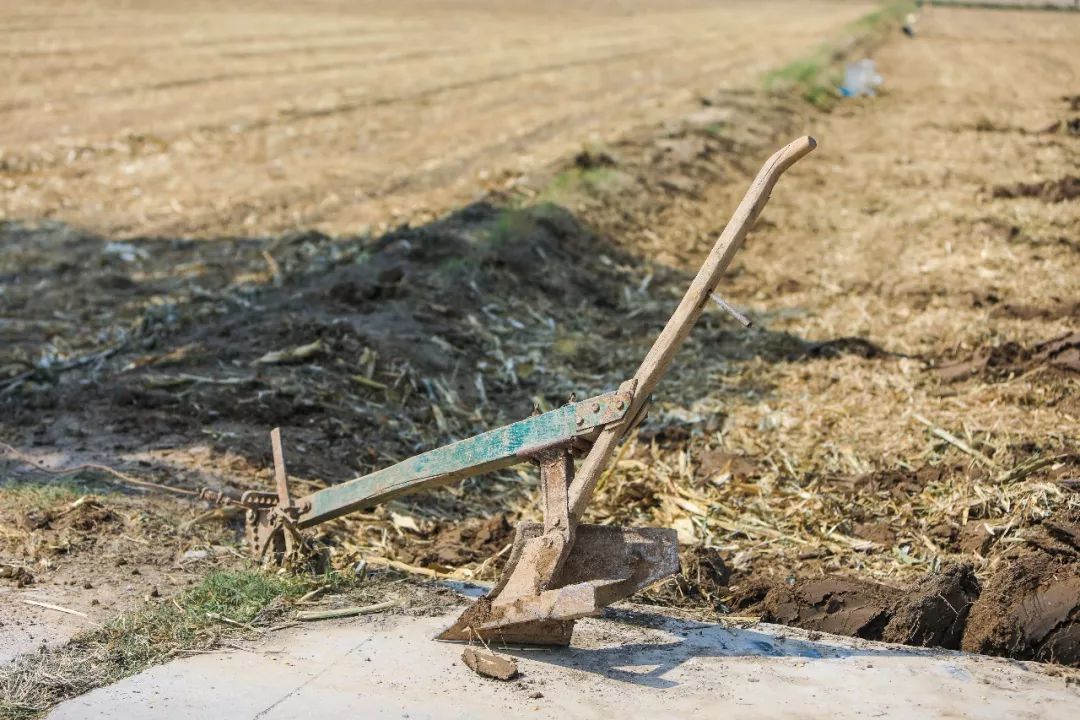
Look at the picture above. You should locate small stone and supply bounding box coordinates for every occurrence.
[529,691,544,699]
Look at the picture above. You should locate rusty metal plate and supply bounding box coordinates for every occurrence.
[573,388,634,435]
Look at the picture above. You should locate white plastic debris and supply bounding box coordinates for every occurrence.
[103,242,148,262]
[840,59,883,98]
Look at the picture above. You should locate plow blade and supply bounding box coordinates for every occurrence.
[437,523,679,645]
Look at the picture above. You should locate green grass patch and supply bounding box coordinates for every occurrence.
[0,569,341,719]
[539,165,622,206]
[0,476,120,513]
[924,0,1078,11]
[764,0,916,109]
[484,202,573,244]
[0,482,80,511]
[484,206,533,248]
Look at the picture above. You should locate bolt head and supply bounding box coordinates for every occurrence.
[575,416,585,426]
[591,402,601,413]
[616,399,625,410]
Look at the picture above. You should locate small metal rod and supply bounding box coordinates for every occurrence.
[270,427,294,508]
[709,292,753,328]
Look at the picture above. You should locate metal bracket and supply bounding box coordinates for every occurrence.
[239,490,278,508]
[480,444,578,620]
[537,448,574,541]
[573,379,636,435]
[244,428,309,564]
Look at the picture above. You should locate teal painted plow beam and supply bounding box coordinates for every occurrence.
[297,389,630,527]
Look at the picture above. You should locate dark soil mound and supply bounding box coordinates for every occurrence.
[742,516,1080,666]
[761,577,900,638]
[397,513,516,568]
[0,204,650,483]
[964,553,1080,665]
[757,565,982,651]
[935,332,1080,382]
[992,175,1080,203]
[962,510,1080,665]
[882,564,980,649]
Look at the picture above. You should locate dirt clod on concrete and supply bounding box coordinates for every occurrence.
[461,647,519,681]
[0,564,34,588]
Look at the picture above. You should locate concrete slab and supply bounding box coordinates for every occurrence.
[48,609,1078,720]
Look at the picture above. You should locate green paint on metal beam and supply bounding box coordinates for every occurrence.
[298,390,629,527]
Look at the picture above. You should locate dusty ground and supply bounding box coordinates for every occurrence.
[1,0,1079,701]
[0,0,874,237]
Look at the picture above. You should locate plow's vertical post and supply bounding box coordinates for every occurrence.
[271,427,293,510]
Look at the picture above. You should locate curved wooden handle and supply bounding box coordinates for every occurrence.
[568,136,816,519]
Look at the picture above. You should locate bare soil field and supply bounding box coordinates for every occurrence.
[1,2,1079,715]
[1,0,874,238]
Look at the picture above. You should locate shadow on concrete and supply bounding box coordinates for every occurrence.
[503,608,951,690]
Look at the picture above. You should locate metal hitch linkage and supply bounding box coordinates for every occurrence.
[228,137,817,644]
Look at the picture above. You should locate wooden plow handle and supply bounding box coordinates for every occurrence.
[568,136,817,519]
